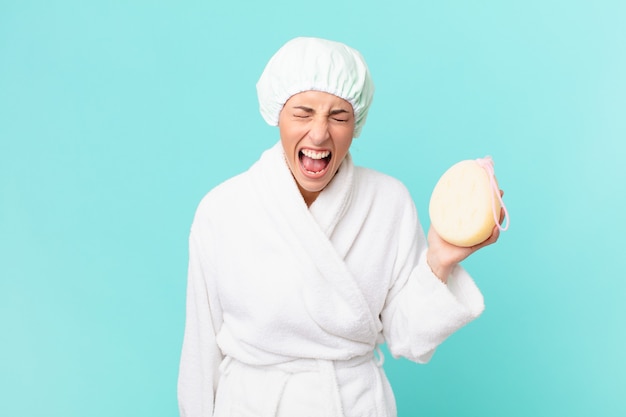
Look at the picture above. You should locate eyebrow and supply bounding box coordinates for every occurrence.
[292,106,351,116]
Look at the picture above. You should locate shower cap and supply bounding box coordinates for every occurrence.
[256,37,375,138]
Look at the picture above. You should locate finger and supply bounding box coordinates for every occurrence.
[485,226,500,246]
[473,225,500,251]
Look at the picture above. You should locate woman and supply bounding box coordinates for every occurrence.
[178,37,502,417]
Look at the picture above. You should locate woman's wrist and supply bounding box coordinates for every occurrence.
[426,250,455,284]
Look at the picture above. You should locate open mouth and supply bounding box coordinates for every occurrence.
[299,149,331,175]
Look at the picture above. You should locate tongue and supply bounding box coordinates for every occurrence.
[301,154,328,173]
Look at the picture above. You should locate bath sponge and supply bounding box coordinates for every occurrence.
[429,157,508,247]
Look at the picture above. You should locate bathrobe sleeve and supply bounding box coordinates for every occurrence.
[380,190,485,364]
[178,229,224,417]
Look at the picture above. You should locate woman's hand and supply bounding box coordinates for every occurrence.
[426,190,505,283]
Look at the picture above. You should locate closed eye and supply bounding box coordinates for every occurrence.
[292,106,314,119]
[329,109,350,123]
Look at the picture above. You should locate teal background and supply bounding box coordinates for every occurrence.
[1,0,625,416]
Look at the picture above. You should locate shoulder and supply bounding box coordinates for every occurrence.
[350,166,422,246]
[353,166,414,205]
[355,165,422,224]
[194,143,282,217]
[192,171,252,227]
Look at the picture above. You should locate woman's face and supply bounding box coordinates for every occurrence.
[278,91,355,206]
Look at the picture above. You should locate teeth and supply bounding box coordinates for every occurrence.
[301,149,330,159]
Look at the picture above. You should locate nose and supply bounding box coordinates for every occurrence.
[308,117,330,145]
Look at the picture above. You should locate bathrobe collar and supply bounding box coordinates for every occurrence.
[247,141,379,348]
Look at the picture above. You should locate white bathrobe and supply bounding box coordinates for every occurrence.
[178,142,485,417]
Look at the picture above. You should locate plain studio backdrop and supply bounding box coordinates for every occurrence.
[1,1,624,416]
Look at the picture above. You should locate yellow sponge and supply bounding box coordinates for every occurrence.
[429,158,503,247]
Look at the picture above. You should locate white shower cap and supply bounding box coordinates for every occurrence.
[256,37,375,138]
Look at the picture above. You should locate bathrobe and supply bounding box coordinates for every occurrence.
[178,142,485,417]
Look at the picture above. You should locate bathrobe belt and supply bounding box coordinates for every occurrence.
[219,348,386,417]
